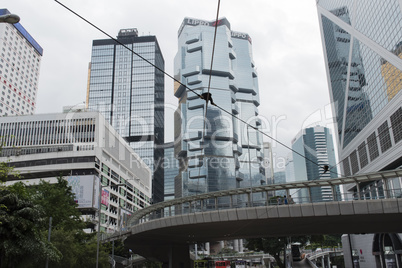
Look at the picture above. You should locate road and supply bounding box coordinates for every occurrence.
[292,258,315,268]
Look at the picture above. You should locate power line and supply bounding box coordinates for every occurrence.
[197,0,221,194]
[54,0,339,178]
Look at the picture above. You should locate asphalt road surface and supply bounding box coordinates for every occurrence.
[292,258,315,268]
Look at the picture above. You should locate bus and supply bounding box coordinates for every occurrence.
[194,260,209,268]
[232,260,246,268]
[215,260,231,267]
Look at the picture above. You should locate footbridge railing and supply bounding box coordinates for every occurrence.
[126,169,402,227]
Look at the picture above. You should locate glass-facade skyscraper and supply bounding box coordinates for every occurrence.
[174,17,264,205]
[164,142,178,202]
[87,28,165,203]
[317,1,402,177]
[317,2,402,267]
[291,126,339,202]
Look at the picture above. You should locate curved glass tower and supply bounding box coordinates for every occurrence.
[174,18,264,206]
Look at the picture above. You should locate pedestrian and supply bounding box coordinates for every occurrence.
[277,196,282,205]
[288,195,295,204]
[284,195,288,205]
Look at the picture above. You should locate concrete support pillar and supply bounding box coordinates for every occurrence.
[382,178,389,198]
[356,182,361,200]
[205,242,210,255]
[327,254,331,268]
[233,239,239,252]
[321,256,325,268]
[161,244,191,268]
[239,239,244,253]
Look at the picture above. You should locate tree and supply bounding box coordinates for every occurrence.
[246,236,310,268]
[0,142,15,183]
[27,177,109,267]
[0,183,61,267]
[27,177,85,231]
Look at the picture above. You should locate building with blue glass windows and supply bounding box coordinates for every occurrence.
[317,1,402,177]
[87,28,165,203]
[164,142,178,202]
[291,126,339,203]
[174,17,264,205]
[317,1,402,267]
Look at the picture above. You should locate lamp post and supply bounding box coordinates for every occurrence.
[0,13,20,24]
[96,182,127,268]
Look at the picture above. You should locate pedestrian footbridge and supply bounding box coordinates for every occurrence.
[104,169,402,267]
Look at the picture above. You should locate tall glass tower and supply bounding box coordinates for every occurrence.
[174,18,264,205]
[87,28,165,203]
[317,1,402,176]
[291,126,339,202]
[317,2,402,266]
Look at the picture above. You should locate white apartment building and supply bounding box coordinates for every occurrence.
[0,8,42,116]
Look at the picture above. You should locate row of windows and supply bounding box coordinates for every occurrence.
[0,119,96,147]
[343,107,402,176]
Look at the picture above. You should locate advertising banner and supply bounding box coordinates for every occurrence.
[101,189,110,206]
[67,175,97,208]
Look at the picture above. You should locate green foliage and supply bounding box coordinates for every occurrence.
[27,177,85,231]
[46,228,108,268]
[0,142,18,183]
[218,247,237,255]
[0,175,110,267]
[307,234,342,249]
[104,240,130,258]
[0,183,61,267]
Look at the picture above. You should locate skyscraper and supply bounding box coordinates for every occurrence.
[174,17,264,204]
[291,126,339,202]
[317,1,402,177]
[164,142,178,202]
[0,9,43,116]
[87,28,165,203]
[317,2,402,266]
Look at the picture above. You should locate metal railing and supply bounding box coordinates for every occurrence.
[120,169,402,230]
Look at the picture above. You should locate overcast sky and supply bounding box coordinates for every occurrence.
[3,0,336,171]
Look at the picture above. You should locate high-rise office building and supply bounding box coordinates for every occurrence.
[174,17,264,204]
[317,1,402,266]
[317,1,402,177]
[291,126,339,202]
[263,142,274,185]
[87,28,165,203]
[0,9,43,116]
[164,142,178,202]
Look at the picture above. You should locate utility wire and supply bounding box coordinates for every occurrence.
[54,0,340,178]
[196,0,221,194]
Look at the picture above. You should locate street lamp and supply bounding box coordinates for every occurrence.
[96,182,127,268]
[0,13,20,24]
